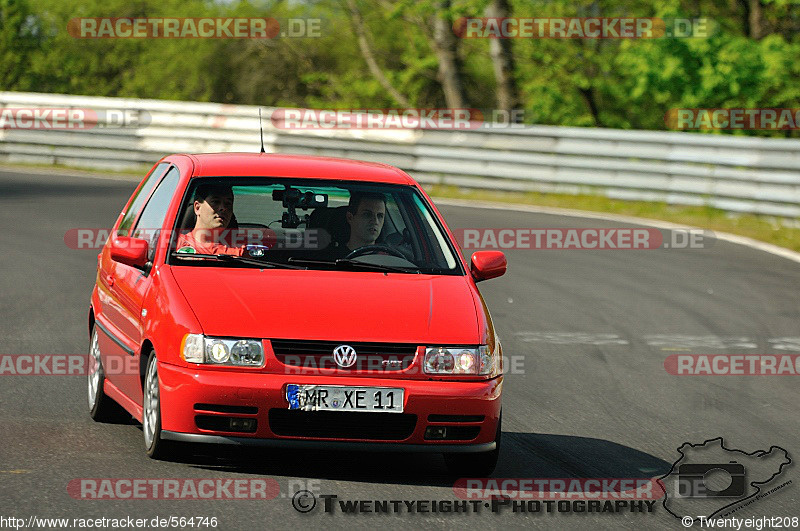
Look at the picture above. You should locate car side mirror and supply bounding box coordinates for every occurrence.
[109,237,149,270]
[470,251,506,282]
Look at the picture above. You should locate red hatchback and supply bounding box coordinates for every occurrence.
[88,153,507,476]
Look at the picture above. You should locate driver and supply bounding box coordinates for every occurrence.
[325,192,386,259]
[347,192,386,249]
[176,183,245,256]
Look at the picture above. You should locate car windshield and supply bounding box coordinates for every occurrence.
[167,177,462,275]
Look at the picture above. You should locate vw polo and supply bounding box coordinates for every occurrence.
[88,153,506,476]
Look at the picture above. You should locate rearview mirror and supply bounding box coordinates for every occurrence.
[109,237,149,269]
[470,251,506,282]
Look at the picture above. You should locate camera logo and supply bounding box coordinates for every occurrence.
[676,462,745,497]
[659,437,791,524]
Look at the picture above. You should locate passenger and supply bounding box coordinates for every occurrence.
[176,183,245,256]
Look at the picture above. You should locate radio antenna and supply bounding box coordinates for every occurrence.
[259,108,266,153]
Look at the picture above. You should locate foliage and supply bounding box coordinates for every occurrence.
[1,0,798,136]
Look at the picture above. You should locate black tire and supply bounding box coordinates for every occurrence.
[444,414,501,477]
[143,350,175,459]
[87,328,131,423]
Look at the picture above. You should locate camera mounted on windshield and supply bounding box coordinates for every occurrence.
[272,186,328,228]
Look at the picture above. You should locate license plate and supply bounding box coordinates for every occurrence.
[286,384,404,413]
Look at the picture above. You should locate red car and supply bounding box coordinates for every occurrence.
[88,153,507,476]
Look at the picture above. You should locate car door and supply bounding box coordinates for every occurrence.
[103,165,181,403]
[96,163,169,390]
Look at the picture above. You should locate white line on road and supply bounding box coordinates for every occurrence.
[513,332,800,351]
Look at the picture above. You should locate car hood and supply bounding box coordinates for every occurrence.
[169,266,481,344]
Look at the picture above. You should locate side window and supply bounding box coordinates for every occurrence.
[117,163,169,236]
[132,167,181,262]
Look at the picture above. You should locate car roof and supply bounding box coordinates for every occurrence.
[181,153,415,185]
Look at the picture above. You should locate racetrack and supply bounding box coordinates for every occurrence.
[1,167,797,530]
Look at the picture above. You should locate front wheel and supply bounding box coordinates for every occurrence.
[143,350,174,459]
[443,414,501,477]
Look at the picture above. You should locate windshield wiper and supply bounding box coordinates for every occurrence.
[170,251,305,270]
[335,258,420,274]
[287,257,420,274]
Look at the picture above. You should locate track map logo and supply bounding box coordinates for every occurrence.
[658,437,791,525]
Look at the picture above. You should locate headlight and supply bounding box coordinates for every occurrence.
[424,347,455,373]
[208,340,230,363]
[231,339,263,366]
[181,334,264,367]
[424,346,497,376]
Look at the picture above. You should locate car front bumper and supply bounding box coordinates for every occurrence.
[157,361,502,451]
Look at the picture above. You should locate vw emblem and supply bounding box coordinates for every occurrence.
[333,345,357,368]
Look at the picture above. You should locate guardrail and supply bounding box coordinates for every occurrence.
[2,91,799,217]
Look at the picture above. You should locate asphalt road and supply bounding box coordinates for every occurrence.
[0,167,798,530]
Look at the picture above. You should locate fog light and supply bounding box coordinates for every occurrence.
[425,426,447,440]
[230,418,255,431]
[195,415,257,433]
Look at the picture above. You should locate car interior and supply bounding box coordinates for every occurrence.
[168,181,461,272]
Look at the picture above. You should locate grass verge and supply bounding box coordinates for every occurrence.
[425,184,800,253]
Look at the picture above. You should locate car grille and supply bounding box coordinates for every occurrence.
[270,339,417,371]
[268,409,417,440]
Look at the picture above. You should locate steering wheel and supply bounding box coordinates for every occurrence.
[345,245,407,260]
